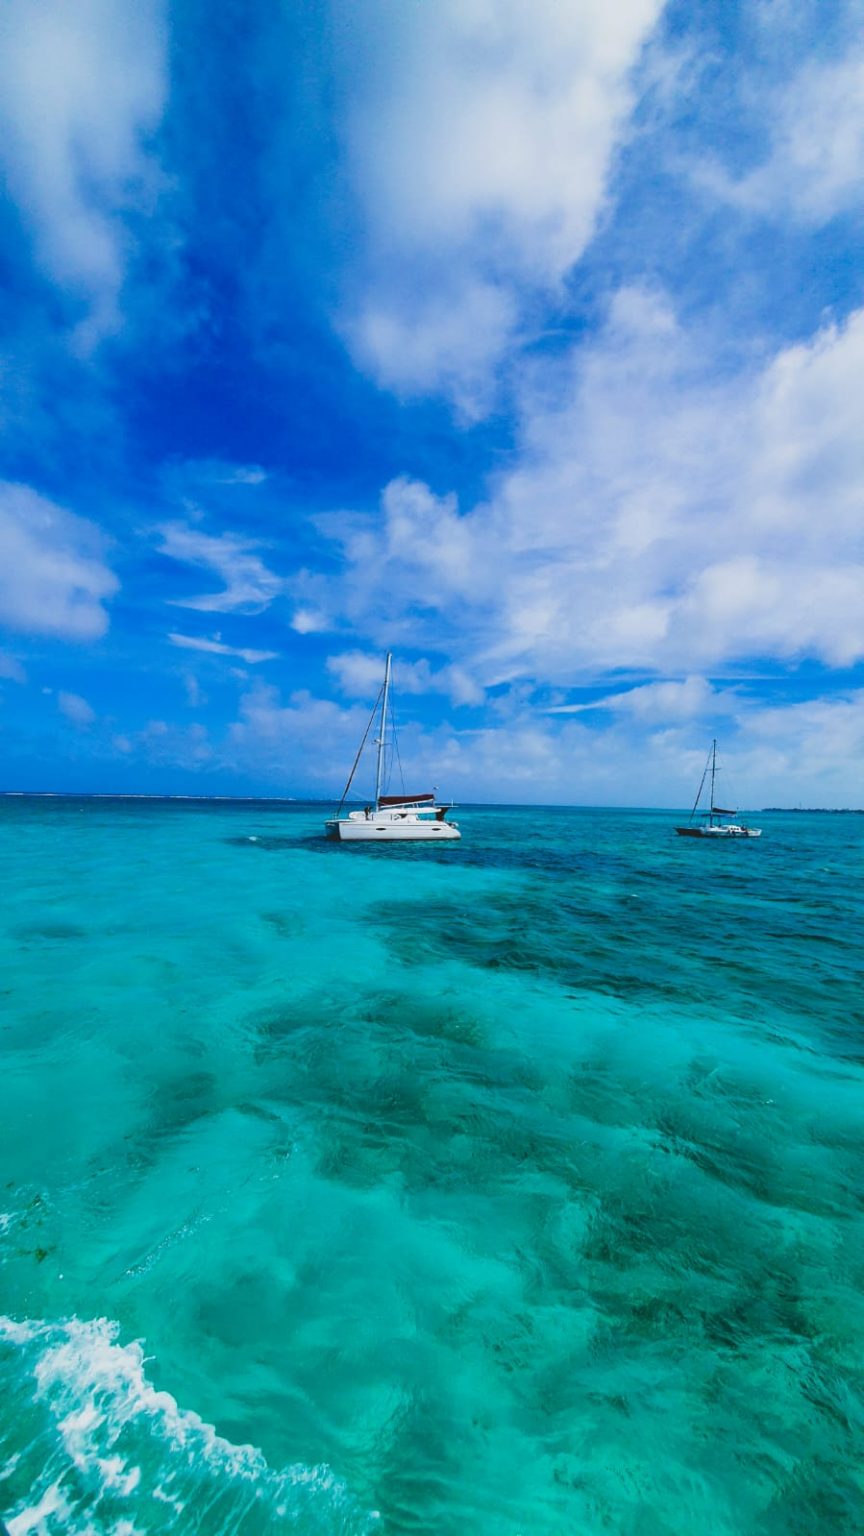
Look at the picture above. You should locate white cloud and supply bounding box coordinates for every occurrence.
[455,693,864,807]
[158,523,286,613]
[337,0,665,406]
[327,650,483,707]
[0,0,168,347]
[314,476,486,632]
[290,607,330,636]
[110,718,213,768]
[348,282,518,423]
[183,673,207,708]
[707,48,864,223]
[0,652,27,684]
[205,464,267,487]
[58,691,95,726]
[218,682,864,807]
[168,632,278,665]
[227,684,371,789]
[311,293,864,683]
[0,481,118,640]
[547,676,736,721]
[161,460,270,494]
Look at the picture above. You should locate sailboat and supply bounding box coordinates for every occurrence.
[324,653,461,842]
[675,740,762,838]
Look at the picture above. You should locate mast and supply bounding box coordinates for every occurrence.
[710,739,717,826]
[374,652,392,809]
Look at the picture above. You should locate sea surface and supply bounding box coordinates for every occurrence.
[1,798,862,1536]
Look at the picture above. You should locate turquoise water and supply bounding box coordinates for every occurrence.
[1,799,862,1536]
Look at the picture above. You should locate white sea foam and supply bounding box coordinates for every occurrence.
[6,1481,73,1535]
[0,1315,376,1534]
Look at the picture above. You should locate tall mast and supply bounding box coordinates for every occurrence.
[710,738,717,825]
[374,652,392,809]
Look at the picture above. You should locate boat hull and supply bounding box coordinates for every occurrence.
[326,816,460,841]
[675,826,761,838]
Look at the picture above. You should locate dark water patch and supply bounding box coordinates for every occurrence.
[252,1003,314,1054]
[133,1068,221,1149]
[235,1098,287,1128]
[758,1475,864,1536]
[11,920,88,942]
[356,989,490,1050]
[248,984,577,1201]
[250,985,493,1066]
[260,909,306,938]
[245,976,858,1261]
[14,1243,56,1265]
[370,877,860,1045]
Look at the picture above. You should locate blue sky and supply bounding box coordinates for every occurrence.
[1,0,863,805]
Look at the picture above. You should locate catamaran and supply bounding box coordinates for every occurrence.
[324,653,461,842]
[675,740,762,839]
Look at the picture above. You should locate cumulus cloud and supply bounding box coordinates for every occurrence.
[310,292,864,684]
[337,0,664,408]
[327,650,483,707]
[0,0,168,347]
[0,482,118,640]
[217,681,864,807]
[348,283,518,422]
[227,684,371,790]
[168,632,278,664]
[158,523,286,613]
[58,691,95,726]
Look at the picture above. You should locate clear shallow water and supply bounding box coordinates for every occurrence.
[1,798,862,1536]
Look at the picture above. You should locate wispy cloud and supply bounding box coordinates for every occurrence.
[547,677,740,721]
[0,652,27,684]
[58,691,95,726]
[183,673,207,708]
[0,482,118,640]
[158,523,286,614]
[168,631,278,664]
[701,47,864,224]
[0,0,168,348]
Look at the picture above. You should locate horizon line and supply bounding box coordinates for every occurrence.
[1,792,860,813]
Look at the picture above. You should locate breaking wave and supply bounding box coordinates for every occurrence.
[0,1316,377,1535]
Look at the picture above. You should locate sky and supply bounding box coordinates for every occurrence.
[1,0,863,806]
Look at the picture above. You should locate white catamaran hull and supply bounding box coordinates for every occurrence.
[326,813,460,841]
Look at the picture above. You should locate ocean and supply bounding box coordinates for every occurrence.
[1,798,862,1535]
